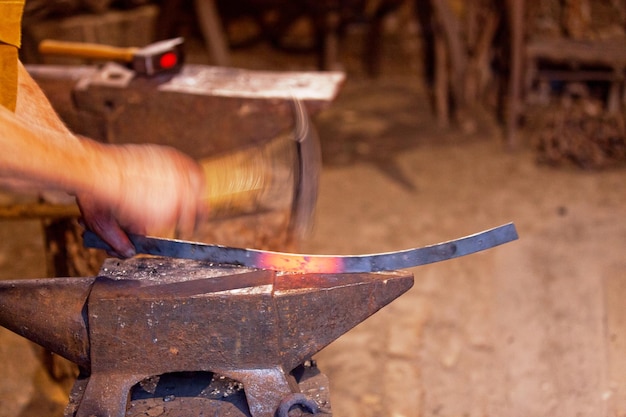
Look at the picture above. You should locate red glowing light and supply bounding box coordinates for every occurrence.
[256,252,344,274]
[159,52,178,69]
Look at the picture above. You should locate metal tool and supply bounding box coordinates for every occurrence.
[0,257,414,417]
[39,37,185,75]
[27,63,344,250]
[84,223,518,274]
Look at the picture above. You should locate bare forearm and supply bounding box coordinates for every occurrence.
[1,60,205,252]
[0,104,114,197]
[0,62,120,199]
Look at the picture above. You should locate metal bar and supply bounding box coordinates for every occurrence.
[84,223,518,274]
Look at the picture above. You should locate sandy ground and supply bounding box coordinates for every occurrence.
[303,78,626,417]
[1,22,626,417]
[310,138,626,417]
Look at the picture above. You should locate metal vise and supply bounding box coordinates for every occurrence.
[0,257,413,417]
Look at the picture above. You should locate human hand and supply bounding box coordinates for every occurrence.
[8,62,206,257]
[76,141,206,258]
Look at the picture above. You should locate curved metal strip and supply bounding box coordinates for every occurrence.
[84,223,517,274]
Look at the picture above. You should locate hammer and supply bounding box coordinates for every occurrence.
[38,37,184,76]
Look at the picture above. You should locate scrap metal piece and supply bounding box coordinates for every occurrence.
[84,222,518,274]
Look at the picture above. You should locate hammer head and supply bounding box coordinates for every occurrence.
[132,37,184,76]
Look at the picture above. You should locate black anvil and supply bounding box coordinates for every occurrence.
[0,257,413,417]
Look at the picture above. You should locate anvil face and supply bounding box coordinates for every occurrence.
[88,257,413,373]
[0,257,413,417]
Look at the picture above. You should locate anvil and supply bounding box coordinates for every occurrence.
[0,257,413,417]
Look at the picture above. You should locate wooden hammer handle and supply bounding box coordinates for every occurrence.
[39,39,137,62]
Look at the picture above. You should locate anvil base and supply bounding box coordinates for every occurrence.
[65,361,331,417]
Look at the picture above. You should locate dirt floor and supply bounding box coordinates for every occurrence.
[306,77,626,417]
[1,18,626,417]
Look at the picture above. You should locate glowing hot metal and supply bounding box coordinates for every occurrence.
[83,223,518,273]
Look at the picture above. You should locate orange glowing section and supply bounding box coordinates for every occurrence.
[256,252,344,274]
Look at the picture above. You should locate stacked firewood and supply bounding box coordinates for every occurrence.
[534,95,626,169]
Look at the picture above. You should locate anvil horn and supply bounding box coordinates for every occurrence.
[0,277,93,369]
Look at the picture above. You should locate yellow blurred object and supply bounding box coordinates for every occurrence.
[0,0,24,47]
[0,0,25,111]
[201,152,266,216]
[0,45,18,111]
[38,39,137,62]
[199,135,295,219]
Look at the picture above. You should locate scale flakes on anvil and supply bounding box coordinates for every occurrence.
[83,222,518,273]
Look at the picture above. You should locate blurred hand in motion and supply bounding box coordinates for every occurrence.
[0,62,206,258]
[76,142,206,258]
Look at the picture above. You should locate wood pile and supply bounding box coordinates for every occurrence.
[533,95,626,169]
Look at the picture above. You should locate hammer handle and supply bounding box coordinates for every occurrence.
[39,40,137,62]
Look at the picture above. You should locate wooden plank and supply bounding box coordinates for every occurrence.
[604,262,626,414]
[506,0,525,149]
[193,0,231,66]
[526,38,626,68]
[0,203,79,219]
[536,69,622,82]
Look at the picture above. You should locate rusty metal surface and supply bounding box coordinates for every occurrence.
[66,362,331,417]
[76,257,411,417]
[0,277,93,369]
[26,64,345,158]
[0,257,412,417]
